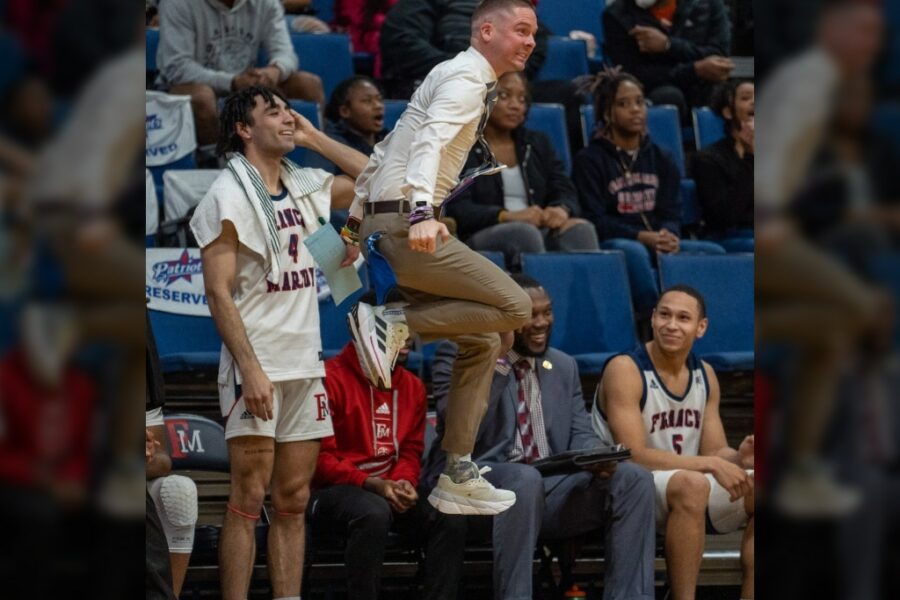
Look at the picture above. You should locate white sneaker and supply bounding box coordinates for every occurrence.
[348,302,408,389]
[428,463,517,515]
[773,463,861,518]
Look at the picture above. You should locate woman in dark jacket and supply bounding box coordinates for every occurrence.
[692,79,754,252]
[446,71,598,270]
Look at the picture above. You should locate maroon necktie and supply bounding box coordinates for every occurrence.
[513,359,540,464]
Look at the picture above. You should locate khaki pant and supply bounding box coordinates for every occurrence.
[361,212,531,454]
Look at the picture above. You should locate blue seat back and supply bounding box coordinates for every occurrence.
[520,252,638,355]
[383,99,408,132]
[537,0,605,50]
[148,309,222,366]
[291,33,354,101]
[647,105,685,176]
[286,100,331,168]
[164,413,229,472]
[525,103,572,173]
[478,250,505,270]
[692,106,725,149]
[310,0,335,23]
[536,37,589,81]
[148,152,198,197]
[580,104,596,147]
[658,254,754,355]
[146,28,160,73]
[318,267,370,356]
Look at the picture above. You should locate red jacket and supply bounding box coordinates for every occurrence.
[332,0,399,77]
[0,347,94,488]
[313,343,426,489]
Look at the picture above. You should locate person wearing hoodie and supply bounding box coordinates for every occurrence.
[156,0,325,152]
[309,295,466,600]
[572,69,723,317]
[602,0,734,121]
[447,71,598,271]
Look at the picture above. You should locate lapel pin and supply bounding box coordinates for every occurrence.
[542,360,552,370]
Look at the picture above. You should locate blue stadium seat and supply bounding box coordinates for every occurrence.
[536,37,589,81]
[680,179,700,229]
[537,0,605,52]
[657,254,754,371]
[290,33,354,101]
[383,99,408,132]
[319,268,369,359]
[148,152,197,201]
[525,103,572,173]
[580,103,596,147]
[310,0,335,24]
[692,107,725,149]
[146,28,160,74]
[148,309,222,374]
[287,100,334,168]
[647,105,685,176]
[478,250,506,269]
[521,252,638,374]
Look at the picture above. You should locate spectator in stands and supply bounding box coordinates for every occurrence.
[156,0,326,160]
[323,75,387,167]
[447,71,598,270]
[283,0,331,33]
[603,0,734,120]
[145,310,198,598]
[572,69,723,317]
[423,273,657,600]
[333,0,400,77]
[188,86,370,600]
[378,0,586,158]
[692,79,754,252]
[309,296,466,600]
[592,285,755,600]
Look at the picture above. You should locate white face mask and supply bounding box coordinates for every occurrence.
[636,0,657,8]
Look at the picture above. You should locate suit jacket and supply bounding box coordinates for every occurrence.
[421,341,601,489]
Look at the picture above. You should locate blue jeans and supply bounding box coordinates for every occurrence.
[601,238,726,314]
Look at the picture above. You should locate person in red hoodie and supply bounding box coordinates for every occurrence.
[309,296,466,600]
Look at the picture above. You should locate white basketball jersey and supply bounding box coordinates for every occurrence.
[592,344,709,456]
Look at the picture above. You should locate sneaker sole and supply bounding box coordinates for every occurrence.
[427,486,516,515]
[347,310,381,388]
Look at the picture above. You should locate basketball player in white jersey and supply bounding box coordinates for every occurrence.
[592,285,754,600]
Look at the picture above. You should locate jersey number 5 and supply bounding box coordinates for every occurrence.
[672,434,683,455]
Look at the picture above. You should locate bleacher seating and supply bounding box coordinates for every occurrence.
[148,308,222,375]
[318,268,369,359]
[520,252,638,374]
[290,33,354,101]
[383,99,408,132]
[658,254,754,371]
[287,100,329,168]
[162,169,221,222]
[525,102,572,173]
[536,0,605,55]
[146,28,160,74]
[692,106,726,149]
[536,37,590,81]
[580,103,700,228]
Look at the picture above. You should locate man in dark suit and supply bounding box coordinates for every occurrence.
[421,273,656,600]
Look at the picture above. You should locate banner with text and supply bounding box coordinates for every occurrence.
[146,248,210,316]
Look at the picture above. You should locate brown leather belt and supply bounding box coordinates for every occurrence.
[363,199,411,215]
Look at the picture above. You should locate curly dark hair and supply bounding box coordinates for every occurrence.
[324,75,382,124]
[575,66,644,139]
[710,78,753,136]
[217,85,290,156]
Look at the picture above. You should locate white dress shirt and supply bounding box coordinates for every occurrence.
[349,47,497,220]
